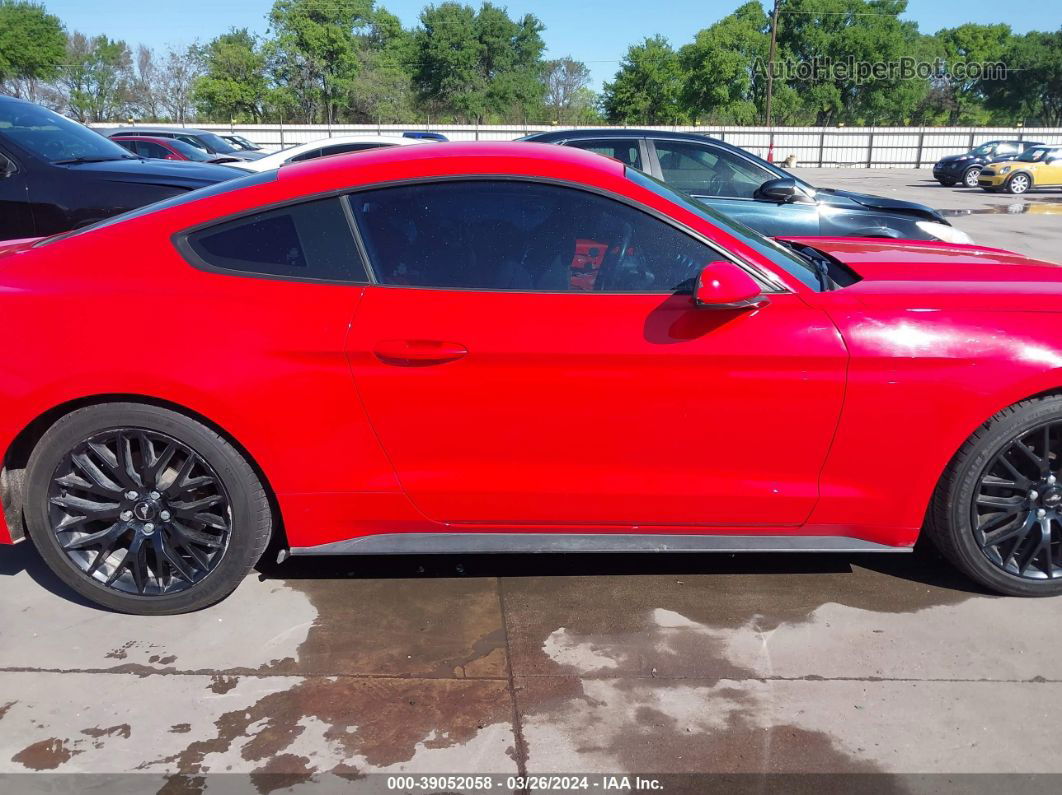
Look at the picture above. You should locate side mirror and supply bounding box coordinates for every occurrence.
[754,177,815,204]
[694,261,769,310]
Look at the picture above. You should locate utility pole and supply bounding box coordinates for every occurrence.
[765,0,781,127]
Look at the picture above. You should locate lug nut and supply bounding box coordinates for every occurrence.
[160,510,171,521]
[125,490,139,500]
[1030,490,1040,500]
[1037,508,1047,519]
[1050,475,1057,485]
[143,523,155,534]
[120,510,133,521]
[149,491,161,500]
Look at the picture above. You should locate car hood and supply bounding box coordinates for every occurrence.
[61,158,239,188]
[781,237,1062,308]
[936,154,975,166]
[812,188,944,222]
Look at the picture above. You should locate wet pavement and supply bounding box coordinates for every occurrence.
[3,536,1062,786]
[791,167,1062,264]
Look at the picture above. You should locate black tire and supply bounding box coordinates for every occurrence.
[1006,172,1031,194]
[928,395,1062,597]
[937,178,957,187]
[962,167,981,188]
[24,403,272,614]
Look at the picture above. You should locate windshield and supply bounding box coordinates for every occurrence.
[195,132,239,154]
[0,102,133,163]
[167,138,212,162]
[1017,147,1052,163]
[970,143,997,157]
[625,167,820,290]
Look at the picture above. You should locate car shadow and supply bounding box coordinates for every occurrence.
[0,537,110,610]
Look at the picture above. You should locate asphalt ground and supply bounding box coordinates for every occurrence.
[2,168,1062,791]
[794,167,1062,263]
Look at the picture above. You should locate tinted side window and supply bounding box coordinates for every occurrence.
[138,141,170,159]
[186,197,367,282]
[565,139,642,169]
[995,143,1018,156]
[289,148,323,163]
[321,143,392,157]
[348,181,722,293]
[654,141,772,199]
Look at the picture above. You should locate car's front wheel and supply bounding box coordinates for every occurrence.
[1006,173,1031,194]
[962,167,981,188]
[24,403,272,614]
[929,395,1062,596]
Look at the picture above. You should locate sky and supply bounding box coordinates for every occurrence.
[41,0,1061,91]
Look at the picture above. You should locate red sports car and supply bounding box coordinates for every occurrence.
[1,142,1061,614]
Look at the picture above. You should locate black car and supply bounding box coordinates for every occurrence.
[520,129,971,245]
[106,126,267,161]
[0,96,240,240]
[933,140,1044,188]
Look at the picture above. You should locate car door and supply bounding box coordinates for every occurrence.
[0,146,34,239]
[648,139,822,237]
[1041,149,1062,186]
[345,179,847,528]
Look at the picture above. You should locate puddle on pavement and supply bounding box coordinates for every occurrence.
[940,197,1062,216]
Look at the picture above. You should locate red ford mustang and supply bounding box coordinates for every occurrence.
[1,142,1061,614]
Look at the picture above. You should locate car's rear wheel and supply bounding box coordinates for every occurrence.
[24,403,272,614]
[962,167,981,188]
[1006,173,1031,194]
[929,395,1062,596]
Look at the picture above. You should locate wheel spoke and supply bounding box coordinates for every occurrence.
[48,427,231,597]
[976,493,1024,509]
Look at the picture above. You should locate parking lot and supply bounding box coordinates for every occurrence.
[797,167,1062,263]
[2,167,1062,788]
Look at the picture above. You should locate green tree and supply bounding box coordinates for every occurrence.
[57,32,133,122]
[267,0,374,123]
[0,0,66,95]
[679,1,768,124]
[602,35,686,124]
[192,29,267,122]
[775,0,925,125]
[985,29,1062,126]
[932,23,1012,124]
[413,2,545,123]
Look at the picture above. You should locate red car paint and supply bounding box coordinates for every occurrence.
[0,142,1060,551]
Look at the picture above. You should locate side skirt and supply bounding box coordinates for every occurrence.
[289,533,911,556]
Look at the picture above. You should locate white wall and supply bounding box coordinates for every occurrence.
[96,123,1062,168]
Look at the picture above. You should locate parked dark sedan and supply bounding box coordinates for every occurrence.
[106,127,267,161]
[934,140,1045,187]
[520,129,971,244]
[0,96,239,239]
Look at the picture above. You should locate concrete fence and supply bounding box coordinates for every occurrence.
[98,122,1062,168]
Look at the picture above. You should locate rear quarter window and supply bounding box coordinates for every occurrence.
[183,196,368,283]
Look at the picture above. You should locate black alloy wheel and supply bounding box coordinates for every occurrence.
[25,403,272,614]
[47,429,231,595]
[930,395,1062,596]
[971,422,1062,579]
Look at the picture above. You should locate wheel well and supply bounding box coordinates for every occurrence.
[1,394,286,548]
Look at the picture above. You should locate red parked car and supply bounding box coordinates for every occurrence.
[1,142,1061,613]
[111,135,243,165]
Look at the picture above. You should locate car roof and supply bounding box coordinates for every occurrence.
[522,128,720,144]
[110,126,215,136]
[277,140,626,184]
